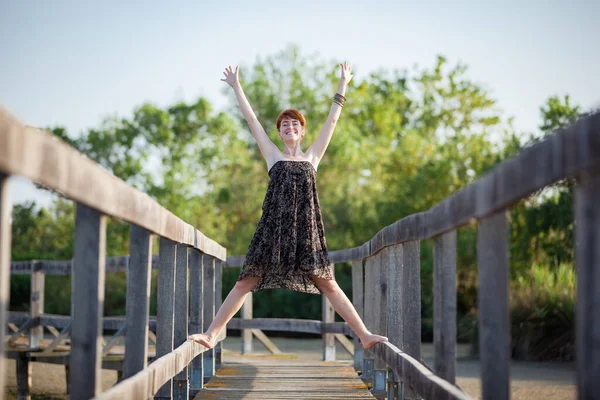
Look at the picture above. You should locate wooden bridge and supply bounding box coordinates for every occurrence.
[0,105,598,399]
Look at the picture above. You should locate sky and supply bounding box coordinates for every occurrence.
[1,0,599,207]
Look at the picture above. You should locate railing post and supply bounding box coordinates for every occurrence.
[214,259,223,368]
[575,171,600,399]
[351,259,364,371]
[188,250,204,393]
[173,245,189,400]
[123,224,153,379]
[362,256,375,384]
[403,240,421,400]
[0,173,9,400]
[29,261,44,349]
[241,292,253,354]
[69,203,106,399]
[373,249,388,393]
[433,230,457,384]
[387,244,404,400]
[322,263,335,361]
[155,238,177,400]
[202,254,216,379]
[477,211,510,400]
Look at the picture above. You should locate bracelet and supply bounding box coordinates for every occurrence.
[333,93,346,107]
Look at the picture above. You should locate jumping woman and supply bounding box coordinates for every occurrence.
[188,62,388,350]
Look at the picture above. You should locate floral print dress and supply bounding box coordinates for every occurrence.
[237,160,334,294]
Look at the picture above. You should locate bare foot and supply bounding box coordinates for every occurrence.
[187,333,216,349]
[361,333,388,350]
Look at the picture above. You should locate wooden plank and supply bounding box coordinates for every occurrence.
[16,352,31,400]
[7,318,36,346]
[351,259,364,370]
[173,245,189,399]
[322,263,336,361]
[477,211,510,400]
[69,203,106,399]
[575,170,600,399]
[373,341,474,400]
[102,325,127,357]
[433,230,457,384]
[334,333,354,355]
[242,292,253,354]
[0,108,226,261]
[362,256,375,382]
[202,254,216,378]
[387,244,404,398]
[94,337,223,400]
[156,237,177,399]
[403,240,421,399]
[0,172,11,400]
[123,224,153,379]
[29,267,45,348]
[373,249,388,392]
[188,249,204,391]
[252,329,283,354]
[40,323,71,354]
[46,325,60,337]
[214,259,224,367]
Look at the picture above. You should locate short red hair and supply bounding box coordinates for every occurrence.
[276,109,306,131]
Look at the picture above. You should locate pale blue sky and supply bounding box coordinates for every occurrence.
[2,0,599,206]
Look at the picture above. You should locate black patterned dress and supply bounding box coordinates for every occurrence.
[237,160,334,294]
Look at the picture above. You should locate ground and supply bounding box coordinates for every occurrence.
[3,338,576,399]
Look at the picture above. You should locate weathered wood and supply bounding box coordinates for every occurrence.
[575,170,600,399]
[46,325,60,337]
[351,259,364,371]
[8,322,18,332]
[8,318,37,346]
[214,259,224,367]
[373,249,388,392]
[228,318,351,334]
[94,337,222,400]
[156,238,177,399]
[477,211,510,400]
[188,249,203,391]
[202,254,216,378]
[334,333,354,355]
[69,203,106,399]
[173,245,189,400]
[40,322,71,354]
[102,324,127,357]
[242,292,253,354]
[16,352,31,400]
[0,108,226,261]
[362,256,375,382]
[387,244,403,380]
[123,224,153,379]
[252,329,283,354]
[373,341,474,400]
[0,173,11,399]
[433,230,457,384]
[323,263,336,361]
[403,240,421,399]
[29,267,45,348]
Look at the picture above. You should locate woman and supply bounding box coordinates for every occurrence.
[188,62,388,350]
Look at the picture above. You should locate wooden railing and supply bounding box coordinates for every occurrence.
[2,103,599,399]
[0,107,227,400]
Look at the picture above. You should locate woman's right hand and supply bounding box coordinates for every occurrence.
[220,65,240,88]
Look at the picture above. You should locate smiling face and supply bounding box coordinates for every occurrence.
[276,108,306,143]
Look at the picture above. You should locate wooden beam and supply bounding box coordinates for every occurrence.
[188,249,204,391]
[123,224,153,379]
[173,245,189,399]
[69,203,106,399]
[251,329,282,354]
[0,172,11,400]
[102,325,127,357]
[351,259,364,371]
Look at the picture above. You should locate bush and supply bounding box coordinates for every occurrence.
[510,263,575,361]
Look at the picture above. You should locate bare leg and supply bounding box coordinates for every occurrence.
[188,277,259,348]
[312,275,388,349]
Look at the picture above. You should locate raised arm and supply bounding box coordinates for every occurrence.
[307,62,353,162]
[221,66,279,160]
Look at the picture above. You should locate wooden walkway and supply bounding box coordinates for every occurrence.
[196,360,375,399]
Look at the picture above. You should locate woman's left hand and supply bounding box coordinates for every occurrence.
[340,61,353,84]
